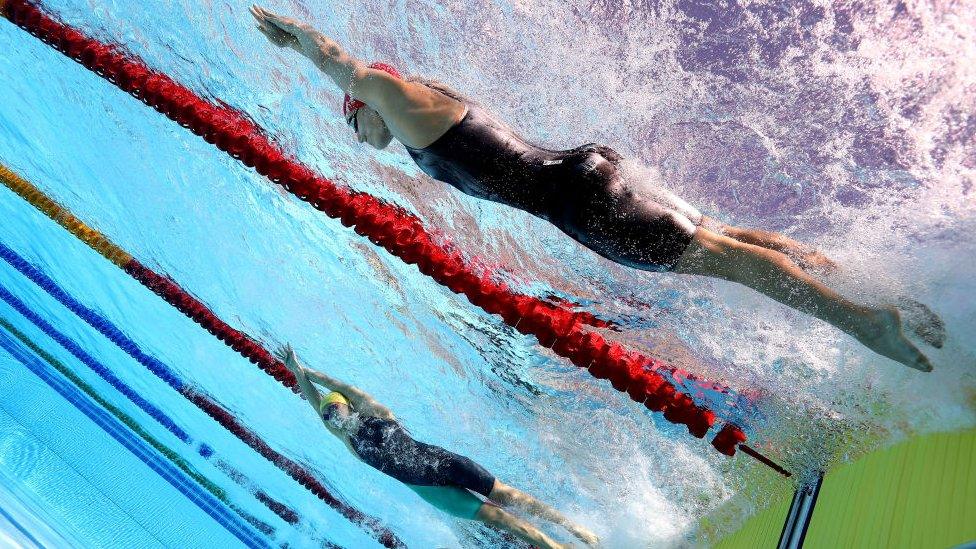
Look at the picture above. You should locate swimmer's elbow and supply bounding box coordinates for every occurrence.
[315,40,348,70]
[360,397,395,420]
[303,34,361,89]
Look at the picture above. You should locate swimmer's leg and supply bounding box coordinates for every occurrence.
[408,484,567,547]
[488,480,598,546]
[475,503,569,549]
[705,218,838,275]
[706,218,945,348]
[674,229,933,371]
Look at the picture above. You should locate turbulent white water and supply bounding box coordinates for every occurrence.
[1,0,974,546]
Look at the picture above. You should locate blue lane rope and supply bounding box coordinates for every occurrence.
[0,328,271,549]
[0,242,186,391]
[0,281,191,444]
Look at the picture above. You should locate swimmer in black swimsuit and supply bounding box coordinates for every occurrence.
[250,6,945,372]
[274,344,597,549]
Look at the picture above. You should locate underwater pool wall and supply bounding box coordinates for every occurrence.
[715,429,976,549]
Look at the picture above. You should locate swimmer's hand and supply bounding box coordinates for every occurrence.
[249,5,315,52]
[274,343,302,375]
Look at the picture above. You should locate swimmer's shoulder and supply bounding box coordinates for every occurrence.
[354,68,468,148]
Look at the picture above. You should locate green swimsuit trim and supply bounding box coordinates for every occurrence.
[407,484,487,520]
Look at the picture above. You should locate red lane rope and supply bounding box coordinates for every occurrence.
[739,445,791,478]
[125,260,295,386]
[1,0,749,455]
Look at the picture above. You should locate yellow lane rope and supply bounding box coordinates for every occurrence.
[0,163,133,267]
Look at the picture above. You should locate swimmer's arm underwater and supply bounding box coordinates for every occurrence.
[250,5,468,149]
[276,344,396,420]
[276,344,323,415]
[305,369,397,421]
[249,5,403,112]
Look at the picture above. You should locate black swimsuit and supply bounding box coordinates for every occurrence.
[349,415,496,498]
[404,101,703,270]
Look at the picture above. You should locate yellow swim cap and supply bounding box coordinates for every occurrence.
[320,391,349,415]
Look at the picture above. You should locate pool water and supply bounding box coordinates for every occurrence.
[1,0,974,547]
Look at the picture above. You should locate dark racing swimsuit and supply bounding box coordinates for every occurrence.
[349,415,496,498]
[404,101,703,270]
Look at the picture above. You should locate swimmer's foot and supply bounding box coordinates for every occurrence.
[896,297,946,349]
[858,306,934,372]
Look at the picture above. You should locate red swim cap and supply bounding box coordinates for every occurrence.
[343,62,402,117]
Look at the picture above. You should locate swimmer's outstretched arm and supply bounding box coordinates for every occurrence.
[276,344,323,416]
[249,5,401,110]
[276,344,395,420]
